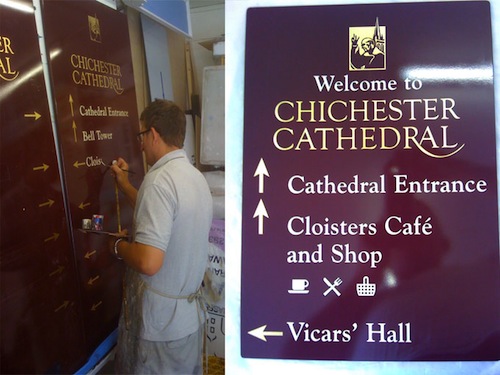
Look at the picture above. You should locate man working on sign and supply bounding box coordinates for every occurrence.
[109,99,213,374]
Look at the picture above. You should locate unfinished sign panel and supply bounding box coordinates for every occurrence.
[0,1,86,373]
[241,1,499,361]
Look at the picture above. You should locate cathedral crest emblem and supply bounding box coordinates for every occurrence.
[349,18,386,71]
[88,15,102,43]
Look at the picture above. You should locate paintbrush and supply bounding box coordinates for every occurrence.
[107,160,135,174]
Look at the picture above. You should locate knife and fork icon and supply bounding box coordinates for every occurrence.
[323,277,343,296]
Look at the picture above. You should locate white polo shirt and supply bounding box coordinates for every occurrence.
[133,149,213,341]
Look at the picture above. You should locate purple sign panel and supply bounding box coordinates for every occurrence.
[42,0,143,352]
[241,1,500,361]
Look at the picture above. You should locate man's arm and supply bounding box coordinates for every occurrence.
[112,238,164,276]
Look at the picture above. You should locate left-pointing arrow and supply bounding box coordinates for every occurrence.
[79,202,90,210]
[24,111,41,121]
[73,160,85,168]
[87,275,100,286]
[91,301,103,311]
[248,325,283,342]
[84,250,97,259]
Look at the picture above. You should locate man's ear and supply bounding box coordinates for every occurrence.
[150,127,161,142]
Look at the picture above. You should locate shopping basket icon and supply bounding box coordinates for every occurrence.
[356,276,376,296]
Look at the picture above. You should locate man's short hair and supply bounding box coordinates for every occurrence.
[140,99,186,148]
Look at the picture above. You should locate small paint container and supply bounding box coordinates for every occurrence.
[91,215,104,231]
[82,219,92,230]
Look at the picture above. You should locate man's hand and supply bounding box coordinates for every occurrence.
[110,158,130,191]
[110,157,138,208]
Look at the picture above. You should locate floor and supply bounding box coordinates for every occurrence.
[205,356,225,375]
[96,355,225,374]
[96,357,114,374]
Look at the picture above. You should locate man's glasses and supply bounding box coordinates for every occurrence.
[136,129,151,142]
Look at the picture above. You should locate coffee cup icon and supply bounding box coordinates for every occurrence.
[289,278,310,294]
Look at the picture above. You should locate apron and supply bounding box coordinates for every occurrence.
[114,267,207,374]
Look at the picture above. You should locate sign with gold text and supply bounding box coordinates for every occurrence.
[0,1,86,372]
[42,0,144,352]
[241,1,500,361]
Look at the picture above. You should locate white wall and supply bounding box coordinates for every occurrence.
[191,4,224,44]
[189,4,225,95]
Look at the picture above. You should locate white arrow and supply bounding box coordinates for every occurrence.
[254,158,269,194]
[248,325,283,342]
[253,199,269,235]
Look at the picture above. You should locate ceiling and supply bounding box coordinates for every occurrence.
[189,0,224,9]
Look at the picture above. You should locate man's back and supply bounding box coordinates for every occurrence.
[134,149,213,341]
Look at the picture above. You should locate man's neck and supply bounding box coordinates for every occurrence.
[153,144,180,164]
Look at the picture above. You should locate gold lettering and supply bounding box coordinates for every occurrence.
[296,127,317,150]
[336,127,357,150]
[296,101,315,123]
[69,53,124,94]
[275,101,294,123]
[314,128,334,150]
[327,100,347,122]
[0,35,18,81]
[270,97,464,158]
[403,126,419,149]
[349,99,369,122]
[0,36,15,54]
[380,127,400,150]
[419,126,439,149]
[361,127,377,150]
[0,57,16,74]
[273,127,294,150]
[272,124,463,158]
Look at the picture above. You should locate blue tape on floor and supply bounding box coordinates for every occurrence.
[74,328,118,375]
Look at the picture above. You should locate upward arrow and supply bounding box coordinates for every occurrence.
[254,158,269,194]
[69,94,74,117]
[253,199,269,235]
[72,120,77,143]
